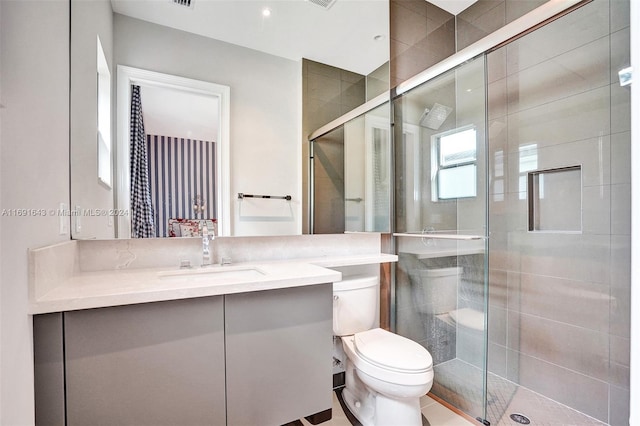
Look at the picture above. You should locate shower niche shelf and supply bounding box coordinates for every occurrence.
[527,165,582,233]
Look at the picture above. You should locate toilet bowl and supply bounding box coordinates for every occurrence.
[333,276,434,426]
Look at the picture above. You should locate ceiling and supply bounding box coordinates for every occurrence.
[111,0,476,77]
[140,86,219,141]
[111,0,389,76]
[428,0,478,15]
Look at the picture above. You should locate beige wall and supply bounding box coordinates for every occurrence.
[70,0,115,239]
[0,1,70,423]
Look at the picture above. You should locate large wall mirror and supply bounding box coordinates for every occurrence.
[70,0,389,239]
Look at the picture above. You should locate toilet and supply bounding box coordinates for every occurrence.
[333,276,434,426]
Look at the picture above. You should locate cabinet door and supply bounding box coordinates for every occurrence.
[225,284,333,426]
[34,313,65,426]
[65,297,225,426]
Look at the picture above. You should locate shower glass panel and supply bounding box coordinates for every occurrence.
[392,56,489,421]
[311,103,391,234]
[483,0,630,424]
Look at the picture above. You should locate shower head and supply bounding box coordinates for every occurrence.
[419,103,452,130]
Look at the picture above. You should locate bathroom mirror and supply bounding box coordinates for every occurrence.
[70,0,389,239]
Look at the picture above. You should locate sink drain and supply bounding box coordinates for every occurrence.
[509,413,531,424]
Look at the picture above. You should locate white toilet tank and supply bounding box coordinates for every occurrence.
[333,275,378,336]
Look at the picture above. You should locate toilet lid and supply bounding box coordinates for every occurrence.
[354,328,433,373]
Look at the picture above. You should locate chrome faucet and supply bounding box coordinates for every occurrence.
[202,225,214,266]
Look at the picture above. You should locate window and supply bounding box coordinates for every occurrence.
[432,127,477,200]
[97,36,111,188]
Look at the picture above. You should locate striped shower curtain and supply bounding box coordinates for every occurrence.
[129,85,155,238]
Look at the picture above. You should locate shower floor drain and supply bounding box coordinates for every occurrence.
[509,413,531,424]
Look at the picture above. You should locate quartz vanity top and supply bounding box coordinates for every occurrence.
[29,253,397,314]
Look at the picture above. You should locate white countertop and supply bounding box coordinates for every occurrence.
[29,254,397,314]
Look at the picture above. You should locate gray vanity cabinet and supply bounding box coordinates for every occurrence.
[64,296,226,426]
[34,284,333,426]
[225,284,333,426]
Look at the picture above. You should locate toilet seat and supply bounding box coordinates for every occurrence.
[342,329,433,387]
[354,328,432,373]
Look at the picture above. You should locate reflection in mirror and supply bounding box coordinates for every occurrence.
[96,36,112,189]
[70,0,389,239]
[115,66,230,239]
[311,101,391,234]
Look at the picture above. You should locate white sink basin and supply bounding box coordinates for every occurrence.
[158,266,266,282]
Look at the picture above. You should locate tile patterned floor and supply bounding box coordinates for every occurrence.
[431,358,607,426]
[298,357,608,426]
[298,391,474,426]
[491,387,606,426]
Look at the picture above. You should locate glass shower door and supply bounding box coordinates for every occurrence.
[392,55,489,421]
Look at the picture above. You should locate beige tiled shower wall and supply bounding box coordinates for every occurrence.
[456,0,547,50]
[390,0,455,88]
[390,0,550,90]
[486,0,630,424]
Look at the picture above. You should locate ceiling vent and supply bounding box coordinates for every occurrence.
[307,0,337,10]
[171,0,194,8]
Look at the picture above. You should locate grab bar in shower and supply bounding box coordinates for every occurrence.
[237,193,292,201]
[393,233,486,240]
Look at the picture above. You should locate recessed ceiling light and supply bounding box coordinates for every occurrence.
[262,7,272,17]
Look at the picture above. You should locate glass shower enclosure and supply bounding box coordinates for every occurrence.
[392,55,490,422]
[392,0,630,424]
[308,0,630,423]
